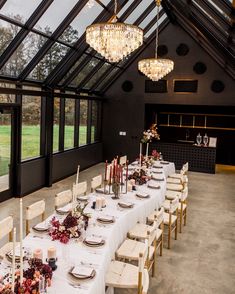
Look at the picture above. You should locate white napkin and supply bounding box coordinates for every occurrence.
[85,236,103,244]
[152,175,164,181]
[72,266,93,277]
[136,192,149,198]
[97,215,113,222]
[131,161,138,165]
[34,221,48,230]
[9,246,21,257]
[57,203,71,212]
[148,182,160,189]
[118,201,133,207]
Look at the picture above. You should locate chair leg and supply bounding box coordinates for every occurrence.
[175,219,178,240]
[179,210,183,233]
[168,224,171,249]
[184,208,187,226]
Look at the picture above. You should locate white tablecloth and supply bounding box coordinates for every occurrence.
[15,162,175,294]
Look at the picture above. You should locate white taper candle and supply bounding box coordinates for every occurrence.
[19,198,23,285]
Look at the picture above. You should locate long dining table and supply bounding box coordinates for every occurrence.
[2,161,175,294]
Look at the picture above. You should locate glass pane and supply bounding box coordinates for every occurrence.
[64,98,75,150]
[0,0,41,24]
[117,0,135,18]
[59,1,103,45]
[70,58,100,87]
[0,83,16,103]
[0,32,47,77]
[79,100,88,146]
[207,0,232,23]
[95,67,119,91]
[0,112,11,192]
[34,0,78,35]
[125,0,153,24]
[83,63,111,89]
[91,100,99,143]
[27,43,70,81]
[139,8,157,29]
[0,20,21,55]
[58,54,87,85]
[22,95,41,160]
[53,97,60,152]
[145,14,167,38]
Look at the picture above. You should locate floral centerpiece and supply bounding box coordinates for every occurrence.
[151,149,161,160]
[0,258,52,294]
[141,123,160,143]
[128,168,150,185]
[49,204,89,244]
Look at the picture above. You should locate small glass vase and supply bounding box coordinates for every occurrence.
[112,182,120,199]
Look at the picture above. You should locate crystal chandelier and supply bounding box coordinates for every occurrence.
[86,0,143,63]
[138,0,174,81]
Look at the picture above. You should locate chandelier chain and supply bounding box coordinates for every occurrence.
[155,3,160,59]
[114,0,118,16]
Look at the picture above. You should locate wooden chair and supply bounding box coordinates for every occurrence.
[26,200,45,235]
[163,197,179,249]
[91,175,102,192]
[169,162,188,179]
[72,181,87,198]
[178,186,188,233]
[119,155,127,166]
[0,216,15,256]
[167,174,188,185]
[55,190,72,210]
[106,249,149,294]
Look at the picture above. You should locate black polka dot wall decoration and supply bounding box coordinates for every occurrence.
[158,45,168,57]
[193,62,207,74]
[176,43,189,56]
[211,80,225,93]
[122,80,133,92]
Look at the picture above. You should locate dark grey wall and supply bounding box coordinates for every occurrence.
[103,23,235,161]
[20,143,103,195]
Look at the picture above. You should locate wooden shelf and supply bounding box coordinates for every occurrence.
[159,112,235,117]
[159,124,235,131]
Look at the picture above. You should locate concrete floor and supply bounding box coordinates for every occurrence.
[0,164,235,294]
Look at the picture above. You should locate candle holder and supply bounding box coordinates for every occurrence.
[103,179,109,194]
[111,182,121,199]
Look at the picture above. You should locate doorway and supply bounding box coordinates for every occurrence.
[0,104,20,202]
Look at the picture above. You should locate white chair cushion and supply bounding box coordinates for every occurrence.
[129,223,155,240]
[166,183,184,192]
[155,228,163,240]
[0,216,13,239]
[55,190,72,208]
[73,181,87,197]
[165,190,182,200]
[91,175,102,190]
[116,239,148,261]
[167,177,182,184]
[119,155,127,165]
[163,212,177,225]
[105,260,149,292]
[26,200,45,220]
[163,199,170,211]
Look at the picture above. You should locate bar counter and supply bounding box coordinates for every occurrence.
[150,141,216,174]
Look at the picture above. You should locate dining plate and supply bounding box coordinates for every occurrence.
[136,192,150,199]
[118,202,134,208]
[147,184,160,189]
[83,239,105,247]
[55,208,70,215]
[97,216,115,224]
[69,267,96,280]
[160,161,169,164]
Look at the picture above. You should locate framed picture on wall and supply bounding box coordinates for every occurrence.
[209,137,217,147]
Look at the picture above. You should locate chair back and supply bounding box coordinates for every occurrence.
[155,207,164,228]
[119,155,127,166]
[91,175,102,191]
[26,200,45,235]
[73,181,87,198]
[170,197,179,214]
[0,216,13,241]
[138,242,148,294]
[181,186,188,202]
[55,190,72,209]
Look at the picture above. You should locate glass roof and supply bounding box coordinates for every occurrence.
[0,0,41,24]
[33,0,78,35]
[0,0,233,93]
